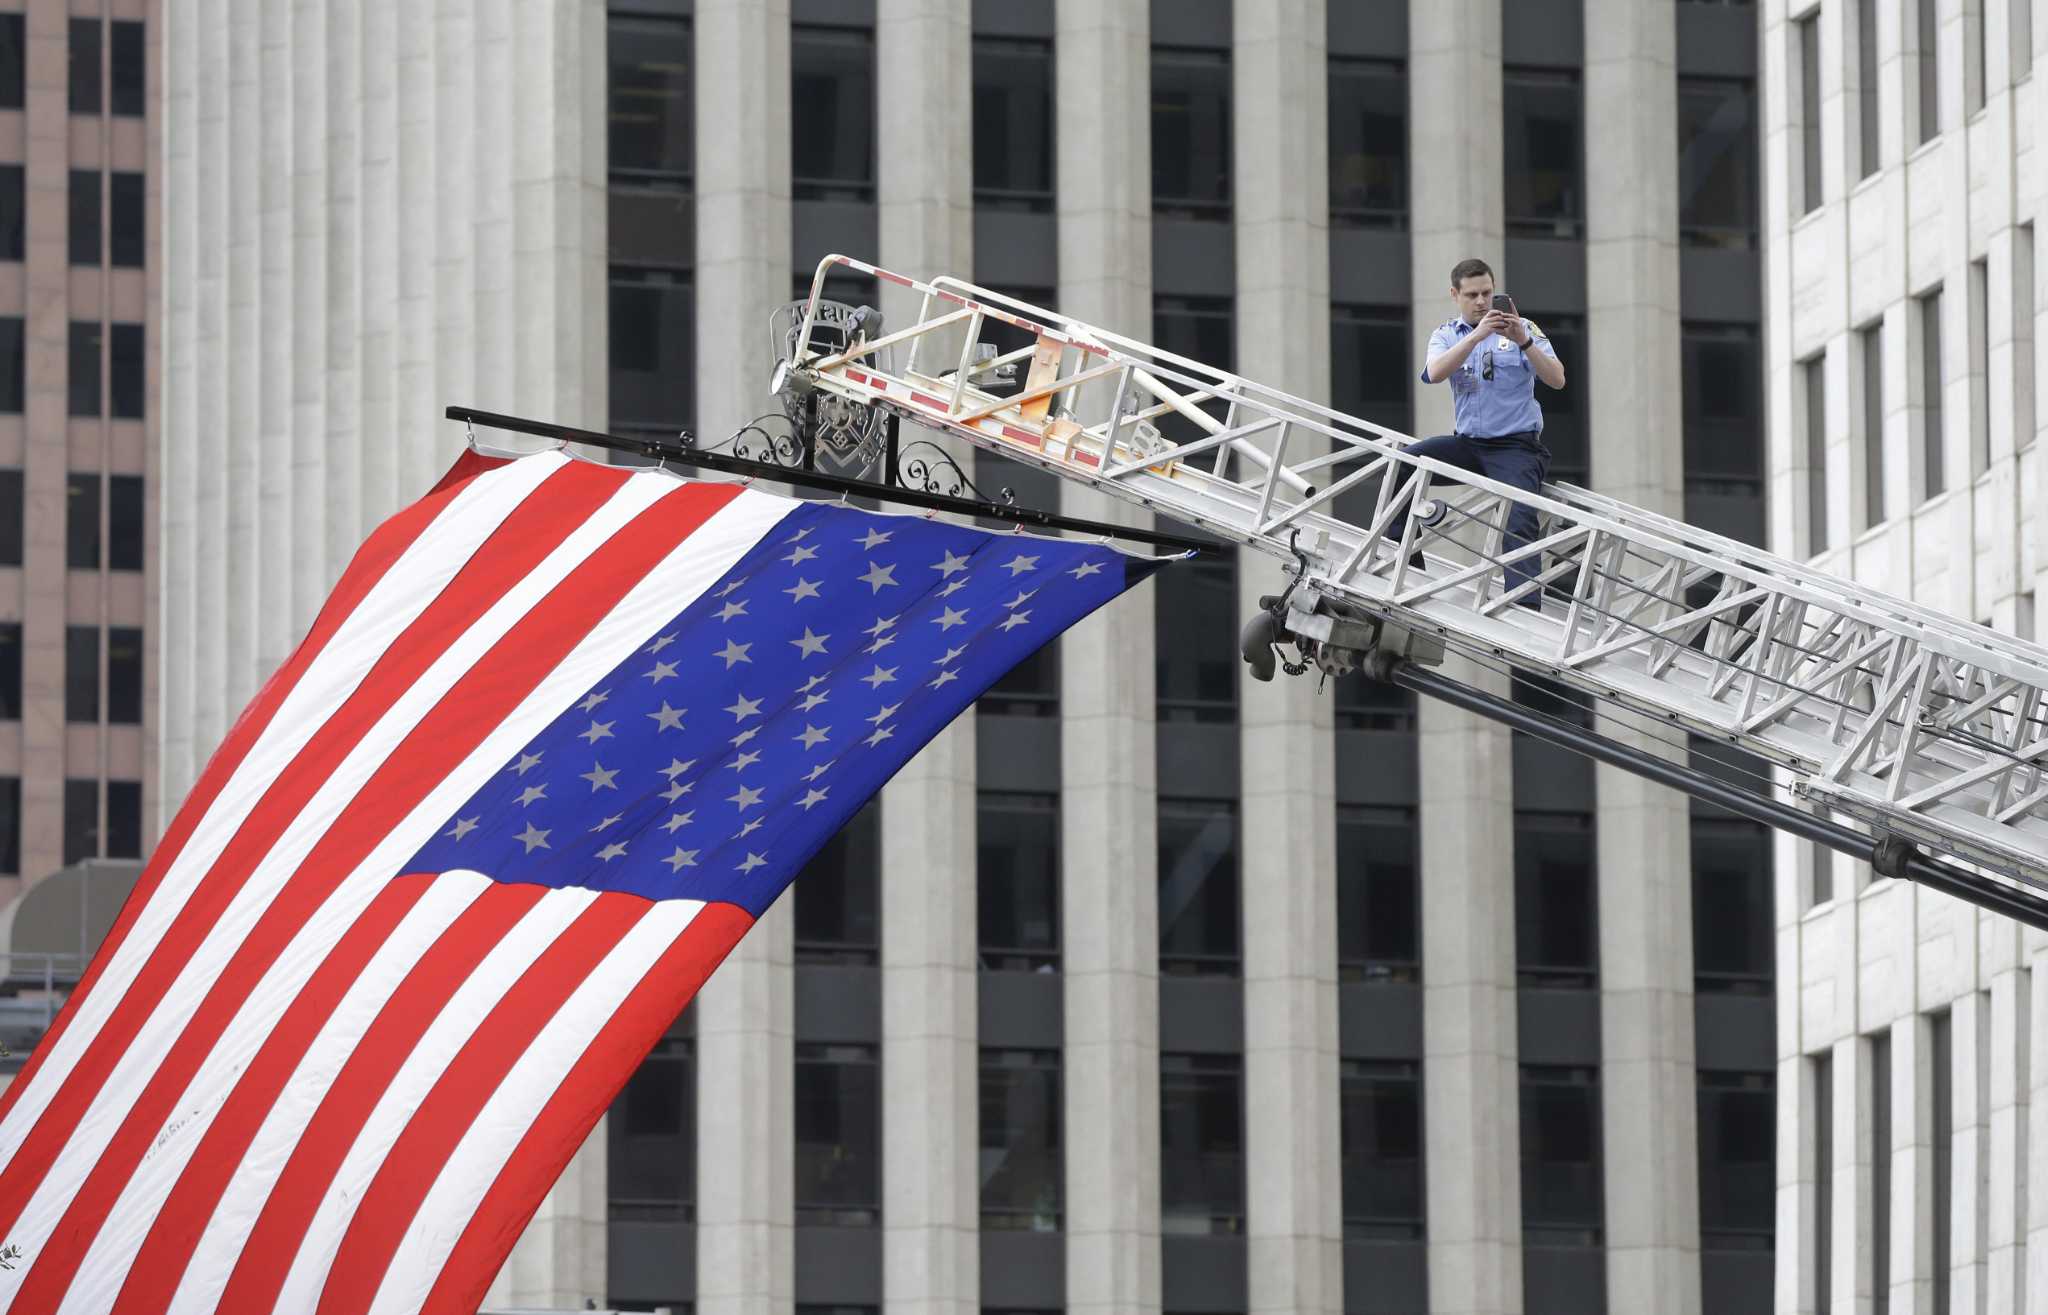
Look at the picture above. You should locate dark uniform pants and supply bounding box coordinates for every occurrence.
[1400,429,1550,608]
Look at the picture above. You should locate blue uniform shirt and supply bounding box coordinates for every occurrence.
[1420,315,1558,438]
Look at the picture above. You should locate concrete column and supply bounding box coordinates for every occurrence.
[1953,990,1993,1313]
[1231,4,1341,1314]
[1887,1015,1932,1315]
[287,0,329,639]
[1988,969,2030,1312]
[1056,2,1160,1312]
[874,5,978,1314]
[255,0,295,682]
[692,4,795,1314]
[1582,4,1701,1313]
[2023,959,2048,1313]
[1408,5,1520,1314]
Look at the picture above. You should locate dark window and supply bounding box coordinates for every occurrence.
[794,1042,881,1226]
[1682,322,1765,548]
[2020,225,2037,451]
[0,164,21,262]
[1859,0,1882,178]
[1530,313,1587,484]
[609,16,691,183]
[69,18,99,115]
[1151,295,1236,452]
[1698,1070,1775,1246]
[1921,287,1945,499]
[67,471,100,569]
[1918,0,1941,144]
[0,623,18,719]
[0,13,22,110]
[1160,1052,1244,1234]
[1153,547,1237,722]
[109,172,142,267]
[1521,1065,1604,1241]
[1691,817,1774,992]
[109,475,142,571]
[0,777,16,874]
[1158,798,1239,973]
[69,321,101,417]
[1815,1050,1834,1314]
[609,1035,694,1218]
[106,780,139,858]
[1871,1032,1891,1312]
[2017,0,2036,81]
[0,468,17,565]
[1805,354,1828,554]
[793,798,878,964]
[63,777,97,864]
[973,37,1054,210]
[609,268,692,433]
[791,26,875,202]
[69,169,101,265]
[1862,322,1887,525]
[978,791,1059,969]
[1678,78,1759,249]
[1931,1012,1951,1315]
[1969,258,1989,475]
[1514,812,1597,988]
[1334,670,1417,732]
[980,1049,1061,1229]
[110,323,143,418]
[1812,839,1836,907]
[1336,805,1419,982]
[107,626,141,724]
[0,317,22,412]
[1966,0,1987,113]
[66,626,98,723]
[1328,58,1406,229]
[1330,302,1413,509]
[1799,14,1823,213]
[1151,47,1232,217]
[109,21,142,116]
[1341,1059,1424,1238]
[1503,68,1582,238]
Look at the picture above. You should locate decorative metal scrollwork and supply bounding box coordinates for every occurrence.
[895,440,989,501]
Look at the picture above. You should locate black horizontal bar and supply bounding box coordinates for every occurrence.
[445,406,1210,554]
[1386,658,2048,935]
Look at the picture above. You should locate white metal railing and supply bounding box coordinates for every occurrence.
[778,255,2048,893]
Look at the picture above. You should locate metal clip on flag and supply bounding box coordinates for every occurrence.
[0,445,1161,1313]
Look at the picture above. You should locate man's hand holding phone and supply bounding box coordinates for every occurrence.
[1489,292,1530,346]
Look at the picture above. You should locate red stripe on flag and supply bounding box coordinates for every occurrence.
[22,874,440,1313]
[52,474,740,1305]
[419,901,754,1315]
[427,449,512,497]
[207,882,551,1315]
[312,895,653,1315]
[0,461,635,1242]
[0,458,496,1129]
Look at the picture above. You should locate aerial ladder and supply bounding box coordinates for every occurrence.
[755,253,2048,932]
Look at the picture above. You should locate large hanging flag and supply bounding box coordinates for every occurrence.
[0,447,1161,1314]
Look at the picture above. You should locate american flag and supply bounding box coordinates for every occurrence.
[0,447,1158,1313]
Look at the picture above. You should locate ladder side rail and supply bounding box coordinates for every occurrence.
[915,260,2048,683]
[785,259,2048,884]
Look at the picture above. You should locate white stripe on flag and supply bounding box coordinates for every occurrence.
[366,898,706,1315]
[43,481,794,1309]
[264,885,605,1315]
[50,872,494,1315]
[0,464,679,1290]
[0,450,569,1165]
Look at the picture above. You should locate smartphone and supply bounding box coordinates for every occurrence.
[1491,292,1517,318]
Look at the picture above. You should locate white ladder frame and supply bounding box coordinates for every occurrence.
[781,255,2048,893]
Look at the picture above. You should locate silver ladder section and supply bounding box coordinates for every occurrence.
[775,254,2048,894]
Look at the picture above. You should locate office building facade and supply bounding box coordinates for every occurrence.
[1767,0,2045,1311]
[0,0,159,908]
[162,0,1779,1310]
